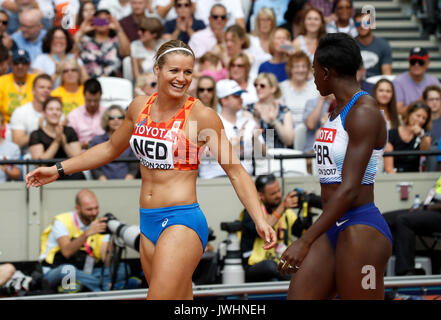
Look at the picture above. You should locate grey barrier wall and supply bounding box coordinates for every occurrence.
[0,171,438,263]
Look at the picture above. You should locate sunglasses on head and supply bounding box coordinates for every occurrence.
[198,87,214,93]
[410,59,425,66]
[109,115,124,120]
[211,14,227,20]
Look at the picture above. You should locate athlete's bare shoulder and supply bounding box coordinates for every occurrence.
[126,95,151,122]
[190,99,223,131]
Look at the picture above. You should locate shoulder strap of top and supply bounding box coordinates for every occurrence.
[341,91,369,129]
[140,92,158,116]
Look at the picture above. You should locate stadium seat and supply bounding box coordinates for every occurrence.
[97,77,134,109]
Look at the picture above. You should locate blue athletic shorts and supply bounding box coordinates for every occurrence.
[326,202,393,248]
[139,203,209,251]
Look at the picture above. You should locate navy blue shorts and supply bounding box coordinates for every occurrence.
[139,203,209,251]
[326,202,393,248]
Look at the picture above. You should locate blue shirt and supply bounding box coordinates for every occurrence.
[251,0,290,26]
[258,61,288,82]
[11,29,47,63]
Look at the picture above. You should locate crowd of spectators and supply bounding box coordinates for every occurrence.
[0,0,440,182]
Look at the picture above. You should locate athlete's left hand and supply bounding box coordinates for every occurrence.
[256,221,277,250]
[277,238,310,275]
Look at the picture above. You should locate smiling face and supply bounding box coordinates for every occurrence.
[44,99,63,125]
[290,58,309,82]
[51,29,67,54]
[408,107,428,128]
[375,81,394,106]
[425,90,441,115]
[197,78,215,106]
[304,10,322,34]
[155,52,194,99]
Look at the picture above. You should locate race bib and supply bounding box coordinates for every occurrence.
[314,128,339,180]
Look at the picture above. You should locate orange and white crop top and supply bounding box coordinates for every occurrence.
[130,93,201,170]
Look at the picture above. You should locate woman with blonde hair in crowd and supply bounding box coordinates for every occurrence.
[371,78,400,130]
[227,52,258,106]
[134,72,158,97]
[51,59,85,117]
[212,24,252,67]
[244,72,294,148]
[293,7,326,64]
[195,76,218,111]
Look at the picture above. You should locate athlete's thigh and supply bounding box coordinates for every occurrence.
[287,233,337,300]
[335,225,392,300]
[139,233,155,285]
[148,225,204,299]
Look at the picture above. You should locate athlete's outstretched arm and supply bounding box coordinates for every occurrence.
[26,96,145,188]
[196,103,277,249]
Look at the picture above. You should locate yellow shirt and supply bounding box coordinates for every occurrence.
[0,73,37,123]
[51,85,85,116]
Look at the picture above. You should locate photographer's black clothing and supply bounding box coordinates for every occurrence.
[384,208,441,275]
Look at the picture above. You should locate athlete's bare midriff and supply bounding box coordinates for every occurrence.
[139,166,198,209]
[321,184,374,209]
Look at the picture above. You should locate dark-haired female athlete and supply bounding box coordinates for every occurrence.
[278,32,392,300]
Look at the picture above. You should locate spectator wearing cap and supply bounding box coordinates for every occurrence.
[0,49,37,123]
[198,79,265,179]
[354,10,392,79]
[11,8,47,63]
[393,47,440,116]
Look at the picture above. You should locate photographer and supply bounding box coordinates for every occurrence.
[39,189,127,292]
[240,174,321,282]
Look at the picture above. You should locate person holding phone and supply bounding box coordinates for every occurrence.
[76,9,131,78]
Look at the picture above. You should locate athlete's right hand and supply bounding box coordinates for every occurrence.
[25,165,59,188]
[256,220,277,250]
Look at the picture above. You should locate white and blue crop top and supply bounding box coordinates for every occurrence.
[313,91,384,185]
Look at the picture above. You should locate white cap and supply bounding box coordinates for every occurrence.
[216,79,246,99]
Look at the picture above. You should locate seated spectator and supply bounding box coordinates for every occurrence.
[76,9,131,78]
[156,0,195,22]
[422,85,441,172]
[67,78,105,150]
[188,4,229,59]
[198,79,265,178]
[249,0,291,28]
[248,7,276,81]
[90,105,139,180]
[130,17,164,80]
[39,189,127,292]
[384,101,432,174]
[326,0,357,38]
[134,71,157,97]
[393,47,440,116]
[11,8,47,64]
[228,52,258,106]
[371,78,400,130]
[354,10,392,79]
[244,72,294,148]
[302,94,334,153]
[240,174,299,282]
[194,0,245,29]
[258,27,291,82]
[197,52,227,82]
[195,75,218,111]
[308,0,335,23]
[0,9,14,50]
[280,50,319,128]
[51,59,85,116]
[98,0,131,21]
[10,74,53,157]
[70,0,96,36]
[162,0,205,44]
[0,44,11,76]
[292,7,326,64]
[212,24,252,68]
[0,49,37,124]
[0,112,20,182]
[32,26,88,88]
[29,96,85,180]
[119,0,151,42]
[383,175,441,275]
[280,0,311,39]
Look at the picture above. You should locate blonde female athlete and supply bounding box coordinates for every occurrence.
[26,40,277,300]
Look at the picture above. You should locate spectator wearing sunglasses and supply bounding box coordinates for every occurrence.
[195,75,218,111]
[354,10,392,80]
[0,9,14,50]
[188,4,228,59]
[134,72,158,97]
[194,0,245,30]
[89,105,139,180]
[162,0,205,44]
[393,47,440,116]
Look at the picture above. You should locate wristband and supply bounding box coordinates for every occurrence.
[55,162,65,178]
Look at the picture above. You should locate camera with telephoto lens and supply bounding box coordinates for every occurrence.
[291,188,322,238]
[102,213,140,252]
[219,220,244,284]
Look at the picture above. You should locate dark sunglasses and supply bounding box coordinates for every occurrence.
[12,59,30,65]
[149,81,157,87]
[254,83,267,89]
[109,115,124,120]
[211,14,227,20]
[410,59,425,66]
[198,87,214,93]
[176,3,191,8]
[63,68,79,73]
[0,20,8,26]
